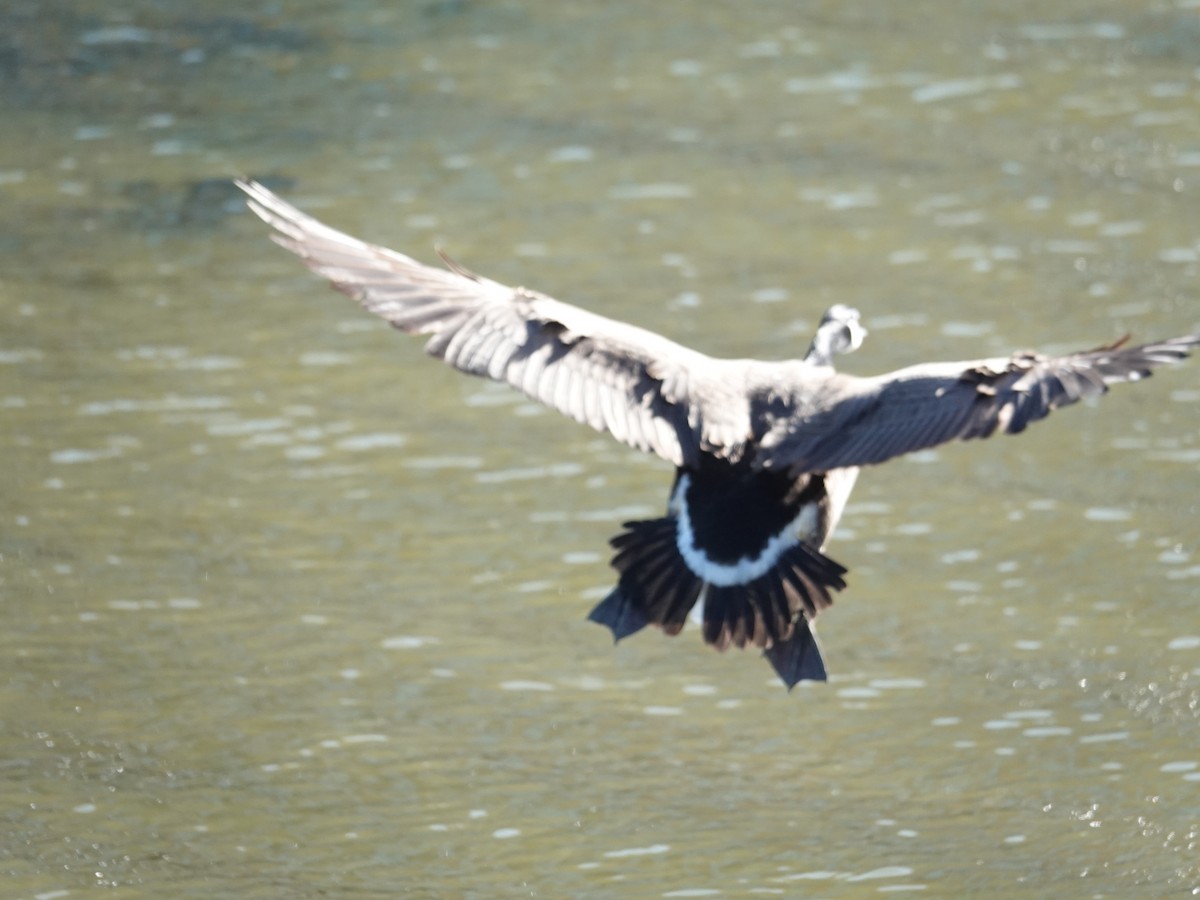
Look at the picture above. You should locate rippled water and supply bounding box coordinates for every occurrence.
[3,1,1198,896]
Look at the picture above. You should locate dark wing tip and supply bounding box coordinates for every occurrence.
[435,246,481,282]
[1094,333,1132,353]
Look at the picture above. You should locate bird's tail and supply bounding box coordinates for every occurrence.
[587,516,846,687]
[588,517,702,639]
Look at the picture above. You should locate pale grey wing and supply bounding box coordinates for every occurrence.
[759,335,1200,473]
[238,179,720,467]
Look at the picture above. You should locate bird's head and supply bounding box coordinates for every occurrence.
[805,304,867,367]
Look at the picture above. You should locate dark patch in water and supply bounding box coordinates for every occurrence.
[122,175,297,232]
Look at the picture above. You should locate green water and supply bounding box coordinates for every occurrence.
[2,1,1198,896]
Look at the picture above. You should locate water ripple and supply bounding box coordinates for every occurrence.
[605,844,670,858]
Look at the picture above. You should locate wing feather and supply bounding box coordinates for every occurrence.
[759,337,1200,472]
[240,180,1196,476]
[239,180,723,466]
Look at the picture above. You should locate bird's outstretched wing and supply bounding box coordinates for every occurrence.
[238,180,749,467]
[757,335,1200,473]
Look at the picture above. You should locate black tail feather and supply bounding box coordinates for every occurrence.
[591,514,847,689]
[599,517,706,636]
[609,518,675,571]
[701,541,848,653]
[759,576,789,645]
[654,571,705,634]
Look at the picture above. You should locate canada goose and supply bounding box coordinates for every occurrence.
[237,179,1198,688]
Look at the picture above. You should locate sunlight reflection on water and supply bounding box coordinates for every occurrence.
[2,1,1198,896]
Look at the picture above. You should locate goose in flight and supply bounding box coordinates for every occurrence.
[237,179,1199,688]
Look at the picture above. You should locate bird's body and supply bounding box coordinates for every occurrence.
[238,179,1198,687]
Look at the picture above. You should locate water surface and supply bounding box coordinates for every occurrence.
[2,1,1198,896]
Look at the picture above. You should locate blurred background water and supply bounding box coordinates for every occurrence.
[1,1,1198,896]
